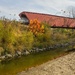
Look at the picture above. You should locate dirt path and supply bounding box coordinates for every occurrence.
[17,52,75,75]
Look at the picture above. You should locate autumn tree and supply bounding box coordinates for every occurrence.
[28,19,45,36]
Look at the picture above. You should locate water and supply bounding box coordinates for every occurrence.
[0,49,67,75]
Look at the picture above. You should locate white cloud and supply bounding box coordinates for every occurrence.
[33,0,75,11]
[0,0,75,20]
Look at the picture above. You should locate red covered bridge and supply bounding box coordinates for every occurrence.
[19,11,75,28]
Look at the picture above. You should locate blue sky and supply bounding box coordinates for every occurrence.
[0,0,75,20]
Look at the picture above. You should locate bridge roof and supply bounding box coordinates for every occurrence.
[19,11,75,28]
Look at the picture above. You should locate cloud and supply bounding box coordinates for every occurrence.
[33,0,75,11]
[0,0,75,20]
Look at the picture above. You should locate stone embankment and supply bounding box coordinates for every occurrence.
[0,39,75,62]
[18,52,75,75]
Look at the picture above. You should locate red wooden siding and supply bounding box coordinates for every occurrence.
[19,11,75,28]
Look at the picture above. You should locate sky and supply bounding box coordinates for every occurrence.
[0,0,75,20]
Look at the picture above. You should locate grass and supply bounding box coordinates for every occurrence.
[0,48,68,75]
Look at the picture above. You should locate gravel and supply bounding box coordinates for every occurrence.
[17,52,75,75]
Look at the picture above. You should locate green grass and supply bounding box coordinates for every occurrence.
[0,48,68,75]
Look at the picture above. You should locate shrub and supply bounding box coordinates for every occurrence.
[14,31,34,51]
[0,18,75,55]
[0,21,17,54]
[33,22,53,48]
[28,19,45,36]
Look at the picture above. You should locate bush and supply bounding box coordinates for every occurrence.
[0,18,75,55]
[0,19,34,54]
[28,19,45,36]
[14,31,34,51]
[33,22,53,48]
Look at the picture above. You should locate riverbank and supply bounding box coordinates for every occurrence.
[0,48,70,75]
[18,51,75,75]
[0,38,75,62]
